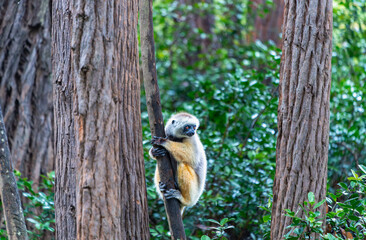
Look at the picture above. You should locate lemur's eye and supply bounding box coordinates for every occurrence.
[193,126,196,130]
[172,120,175,124]
[185,126,189,130]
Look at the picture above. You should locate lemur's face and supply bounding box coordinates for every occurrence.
[165,113,199,139]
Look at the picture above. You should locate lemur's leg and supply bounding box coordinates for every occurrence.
[159,163,199,207]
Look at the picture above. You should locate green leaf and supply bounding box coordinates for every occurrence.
[220,218,229,226]
[206,219,220,225]
[201,236,211,240]
[27,218,40,225]
[284,209,295,216]
[348,215,359,221]
[359,164,366,174]
[314,199,326,209]
[328,192,337,202]
[263,215,271,223]
[338,182,348,189]
[308,192,315,204]
[156,225,164,234]
[351,169,359,179]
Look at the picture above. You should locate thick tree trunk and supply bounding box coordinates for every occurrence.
[0,106,28,240]
[270,0,333,238]
[0,0,53,188]
[53,0,150,239]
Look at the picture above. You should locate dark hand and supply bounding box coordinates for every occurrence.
[151,136,167,146]
[151,146,167,157]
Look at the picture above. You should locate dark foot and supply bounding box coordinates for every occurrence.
[159,182,181,200]
[151,136,167,146]
[164,189,181,200]
[159,181,168,193]
[151,147,167,157]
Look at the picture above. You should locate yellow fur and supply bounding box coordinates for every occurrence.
[164,140,195,165]
[177,163,197,206]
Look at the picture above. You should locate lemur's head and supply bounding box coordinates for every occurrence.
[165,112,200,139]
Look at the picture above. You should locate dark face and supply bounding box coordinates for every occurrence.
[182,124,196,137]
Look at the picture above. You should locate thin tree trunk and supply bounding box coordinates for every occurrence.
[250,0,284,47]
[270,0,333,238]
[53,0,149,239]
[0,106,28,240]
[177,0,214,66]
[140,0,186,239]
[0,0,53,188]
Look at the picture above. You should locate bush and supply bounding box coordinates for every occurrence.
[0,171,55,240]
[283,165,366,239]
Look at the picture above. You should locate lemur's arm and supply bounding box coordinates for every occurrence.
[151,136,194,165]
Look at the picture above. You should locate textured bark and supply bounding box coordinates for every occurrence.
[139,0,186,239]
[53,0,149,239]
[0,0,53,188]
[270,0,333,238]
[0,107,28,240]
[251,0,284,46]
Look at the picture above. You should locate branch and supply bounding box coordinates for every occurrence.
[0,106,28,240]
[139,0,186,239]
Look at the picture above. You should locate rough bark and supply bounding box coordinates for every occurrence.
[251,0,285,47]
[52,0,77,238]
[0,106,28,240]
[53,0,149,239]
[270,0,333,238]
[0,0,53,188]
[140,0,186,239]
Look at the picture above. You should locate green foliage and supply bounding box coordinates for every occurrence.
[0,171,55,240]
[259,197,273,240]
[283,166,366,239]
[143,0,366,239]
[325,165,366,239]
[200,218,235,240]
[284,193,326,239]
[329,0,366,184]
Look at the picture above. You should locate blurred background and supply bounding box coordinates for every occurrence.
[141,0,366,239]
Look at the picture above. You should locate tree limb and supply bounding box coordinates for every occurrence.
[0,106,28,240]
[139,0,186,239]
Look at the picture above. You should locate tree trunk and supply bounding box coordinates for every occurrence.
[0,106,28,240]
[250,0,284,47]
[52,1,150,239]
[0,0,53,188]
[140,0,187,239]
[177,0,214,66]
[270,0,333,238]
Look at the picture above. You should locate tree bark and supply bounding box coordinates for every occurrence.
[53,0,150,239]
[0,106,28,240]
[139,0,186,239]
[0,0,53,188]
[270,0,333,238]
